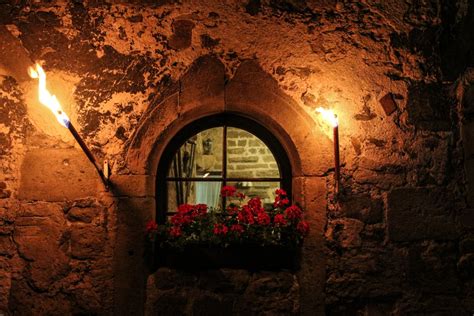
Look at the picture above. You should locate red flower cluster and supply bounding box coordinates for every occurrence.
[169,204,208,238]
[220,185,237,197]
[274,189,289,208]
[147,186,310,248]
[284,205,302,220]
[213,223,228,235]
[273,214,287,226]
[146,220,158,233]
[170,226,182,237]
[257,211,271,225]
[230,224,244,234]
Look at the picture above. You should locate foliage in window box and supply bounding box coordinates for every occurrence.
[146,187,309,268]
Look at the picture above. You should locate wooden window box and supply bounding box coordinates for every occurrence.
[150,244,301,271]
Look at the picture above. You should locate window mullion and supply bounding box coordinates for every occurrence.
[222,125,228,208]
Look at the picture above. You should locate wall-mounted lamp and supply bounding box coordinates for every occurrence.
[202,138,213,155]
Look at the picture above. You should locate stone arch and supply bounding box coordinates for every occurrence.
[122,55,329,314]
[126,55,332,182]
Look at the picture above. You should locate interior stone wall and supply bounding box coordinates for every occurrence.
[0,0,473,315]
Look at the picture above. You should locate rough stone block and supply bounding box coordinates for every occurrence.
[460,238,474,254]
[113,197,155,315]
[110,174,153,198]
[127,93,179,174]
[168,19,194,50]
[458,254,474,279]
[0,258,10,312]
[325,218,364,248]
[339,194,383,224]
[0,235,15,257]
[387,188,458,241]
[379,93,398,116]
[192,294,233,316]
[406,242,460,293]
[463,121,474,207]
[179,55,225,115]
[462,120,474,159]
[458,208,474,229]
[146,290,188,316]
[0,25,33,83]
[462,81,474,116]
[18,148,99,201]
[67,206,99,223]
[70,224,106,259]
[406,82,451,131]
[14,202,70,291]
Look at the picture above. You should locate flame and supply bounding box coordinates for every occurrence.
[315,107,338,127]
[28,63,70,128]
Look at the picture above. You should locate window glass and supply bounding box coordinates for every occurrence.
[164,123,286,216]
[226,181,280,210]
[167,127,223,178]
[226,127,280,178]
[167,181,221,212]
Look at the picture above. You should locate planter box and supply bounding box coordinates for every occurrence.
[152,245,301,270]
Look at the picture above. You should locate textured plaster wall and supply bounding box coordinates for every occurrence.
[0,0,473,315]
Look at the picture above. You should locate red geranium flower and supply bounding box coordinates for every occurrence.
[248,197,262,210]
[256,211,271,225]
[297,221,310,236]
[284,205,302,220]
[221,186,237,197]
[273,214,287,226]
[170,226,182,237]
[226,204,239,215]
[230,224,244,234]
[177,204,193,214]
[213,223,229,235]
[275,188,287,196]
[145,220,158,233]
[195,204,208,216]
[238,205,255,224]
[170,213,193,226]
[273,195,290,208]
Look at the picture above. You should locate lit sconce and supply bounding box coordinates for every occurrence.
[28,63,110,189]
[202,138,213,155]
[316,107,340,193]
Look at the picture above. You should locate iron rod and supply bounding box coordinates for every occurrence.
[67,122,109,189]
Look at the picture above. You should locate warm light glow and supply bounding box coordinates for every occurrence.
[203,172,210,178]
[28,63,70,128]
[315,107,338,127]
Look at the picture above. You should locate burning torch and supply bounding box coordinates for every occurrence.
[316,107,340,193]
[28,63,110,189]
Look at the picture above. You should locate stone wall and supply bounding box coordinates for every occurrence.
[146,268,299,315]
[0,0,473,315]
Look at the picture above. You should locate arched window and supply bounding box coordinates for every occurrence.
[156,114,291,223]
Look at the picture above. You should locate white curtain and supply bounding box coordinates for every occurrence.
[196,182,222,208]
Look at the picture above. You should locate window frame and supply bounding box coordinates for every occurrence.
[156,113,292,223]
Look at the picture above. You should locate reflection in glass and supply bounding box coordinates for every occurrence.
[167,127,223,178]
[167,181,222,212]
[226,127,280,178]
[226,181,280,210]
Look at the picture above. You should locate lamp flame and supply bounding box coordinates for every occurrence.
[315,107,338,127]
[28,63,70,128]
